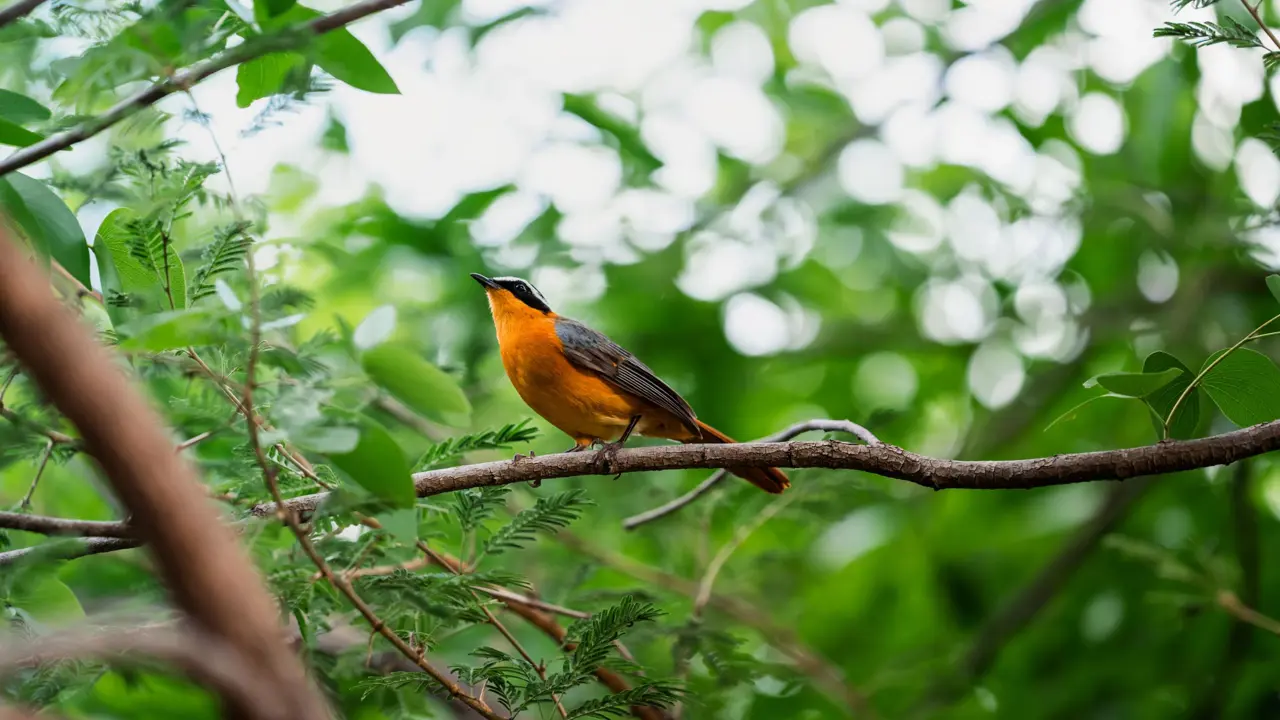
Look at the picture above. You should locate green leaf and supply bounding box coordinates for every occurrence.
[1142,351,1201,440]
[326,417,414,508]
[1267,275,1280,305]
[562,94,662,174]
[379,507,418,543]
[1084,367,1181,397]
[0,89,51,125]
[94,208,186,310]
[255,0,297,22]
[483,489,592,556]
[1199,348,1280,427]
[269,6,399,94]
[1044,393,1132,432]
[234,52,306,108]
[314,28,399,94]
[0,116,43,147]
[362,343,472,427]
[0,173,91,287]
[95,209,157,295]
[292,425,359,454]
[118,310,223,352]
[8,574,85,624]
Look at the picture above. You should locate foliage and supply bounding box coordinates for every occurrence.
[8,0,1280,719]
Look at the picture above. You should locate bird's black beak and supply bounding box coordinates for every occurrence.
[471,273,500,290]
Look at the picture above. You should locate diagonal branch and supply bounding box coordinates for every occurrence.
[0,0,47,30]
[0,225,330,719]
[0,0,412,178]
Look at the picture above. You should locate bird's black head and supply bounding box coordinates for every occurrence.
[470,273,552,313]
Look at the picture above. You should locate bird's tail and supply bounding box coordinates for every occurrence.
[688,420,790,494]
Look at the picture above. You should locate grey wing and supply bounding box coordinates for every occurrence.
[555,317,699,432]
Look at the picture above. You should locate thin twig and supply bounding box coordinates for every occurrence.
[0,366,17,403]
[624,419,878,530]
[555,529,869,716]
[0,223,329,718]
[1217,590,1280,635]
[18,440,54,509]
[416,541,663,720]
[176,430,214,451]
[693,495,797,616]
[1164,312,1280,436]
[241,251,504,720]
[420,542,569,718]
[1240,0,1280,51]
[671,494,798,720]
[0,0,413,177]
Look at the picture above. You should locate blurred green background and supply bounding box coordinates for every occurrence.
[5,0,1280,718]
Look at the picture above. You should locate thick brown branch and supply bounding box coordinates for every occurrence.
[0,0,411,177]
[0,228,329,719]
[252,419,1280,518]
[6,419,1280,566]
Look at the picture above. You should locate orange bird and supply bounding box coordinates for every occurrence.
[472,273,789,493]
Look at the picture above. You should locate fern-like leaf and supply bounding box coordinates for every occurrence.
[566,595,663,675]
[415,419,540,470]
[353,671,440,700]
[189,221,253,302]
[1154,18,1264,49]
[453,485,514,532]
[567,682,682,719]
[482,489,592,556]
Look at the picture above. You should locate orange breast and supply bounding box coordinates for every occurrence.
[495,313,642,442]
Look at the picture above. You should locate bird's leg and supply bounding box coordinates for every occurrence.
[564,438,594,454]
[594,415,641,479]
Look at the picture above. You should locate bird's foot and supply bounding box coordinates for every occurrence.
[592,441,625,479]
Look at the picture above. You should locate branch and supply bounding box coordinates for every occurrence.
[0,510,134,538]
[0,226,329,719]
[0,0,47,30]
[421,545,666,720]
[0,0,412,178]
[553,530,867,714]
[251,418,1280,519]
[8,417,1280,565]
[241,251,503,720]
[0,624,285,718]
[623,420,878,530]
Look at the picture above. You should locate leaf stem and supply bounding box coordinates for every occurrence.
[1241,0,1280,52]
[1163,312,1280,437]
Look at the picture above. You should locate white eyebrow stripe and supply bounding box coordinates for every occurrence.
[493,276,549,307]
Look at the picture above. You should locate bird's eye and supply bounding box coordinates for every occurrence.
[516,283,527,292]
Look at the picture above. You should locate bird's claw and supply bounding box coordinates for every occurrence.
[593,442,624,479]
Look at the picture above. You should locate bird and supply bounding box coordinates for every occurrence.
[471,272,789,493]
